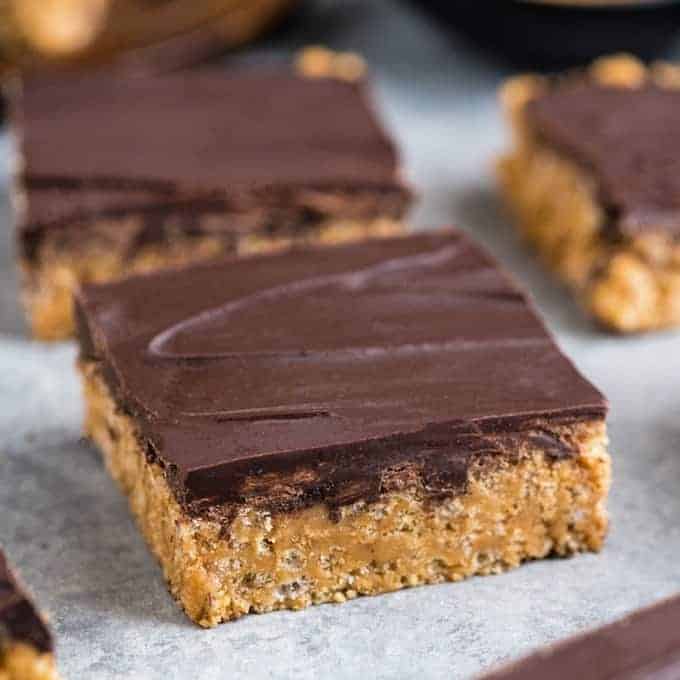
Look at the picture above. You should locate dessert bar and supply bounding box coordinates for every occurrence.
[499,54,680,332]
[480,593,680,679]
[0,550,59,680]
[10,64,410,339]
[75,230,611,627]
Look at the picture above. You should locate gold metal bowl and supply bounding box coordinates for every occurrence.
[0,0,297,72]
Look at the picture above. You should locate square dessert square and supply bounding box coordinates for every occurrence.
[74,230,611,627]
[0,550,59,680]
[480,593,680,679]
[10,65,411,340]
[499,54,680,333]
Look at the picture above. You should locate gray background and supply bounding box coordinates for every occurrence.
[2,2,679,678]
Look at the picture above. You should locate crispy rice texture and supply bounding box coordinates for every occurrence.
[498,54,680,333]
[81,363,611,627]
[0,643,59,680]
[21,216,404,341]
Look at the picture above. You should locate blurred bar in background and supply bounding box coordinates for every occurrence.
[416,0,680,68]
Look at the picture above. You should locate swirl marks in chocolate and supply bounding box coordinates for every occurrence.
[180,405,335,422]
[147,244,465,359]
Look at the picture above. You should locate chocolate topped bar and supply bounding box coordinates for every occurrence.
[0,550,52,654]
[480,594,680,679]
[17,70,406,251]
[76,229,611,625]
[13,66,411,340]
[76,230,605,514]
[499,55,680,332]
[528,83,680,238]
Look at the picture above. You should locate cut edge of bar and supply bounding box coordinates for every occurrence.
[80,362,611,627]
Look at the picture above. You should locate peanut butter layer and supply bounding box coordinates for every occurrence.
[83,364,611,627]
[499,54,680,332]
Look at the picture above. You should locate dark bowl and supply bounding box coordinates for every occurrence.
[414,0,680,69]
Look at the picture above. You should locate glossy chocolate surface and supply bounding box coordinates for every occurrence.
[14,69,409,258]
[481,593,680,679]
[528,83,680,237]
[76,231,607,513]
[0,551,52,653]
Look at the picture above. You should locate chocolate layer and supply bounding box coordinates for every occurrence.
[13,69,410,260]
[481,594,680,679]
[0,550,52,653]
[528,83,680,238]
[76,231,607,515]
